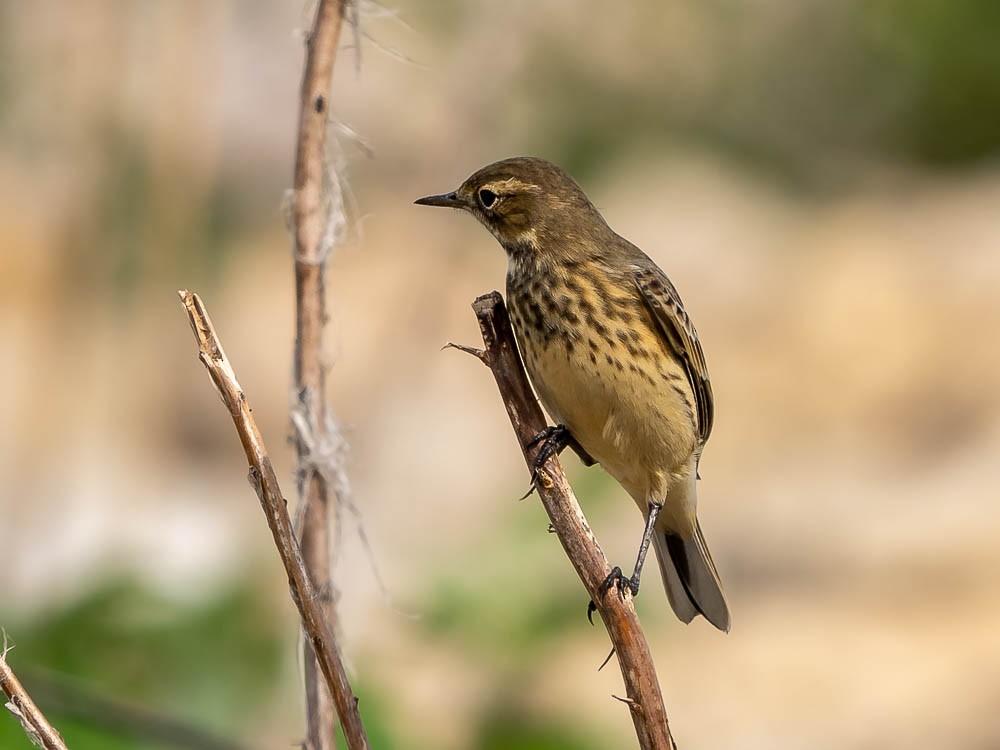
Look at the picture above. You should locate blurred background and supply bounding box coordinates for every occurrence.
[2,1,999,748]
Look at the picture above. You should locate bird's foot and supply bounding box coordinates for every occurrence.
[586,566,640,624]
[519,425,571,499]
[528,424,571,467]
[601,565,641,599]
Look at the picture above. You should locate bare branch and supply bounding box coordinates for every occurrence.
[293,0,350,267]
[442,341,489,364]
[290,2,354,746]
[178,290,369,750]
[468,292,677,750]
[0,632,68,750]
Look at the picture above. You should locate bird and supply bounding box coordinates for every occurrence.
[415,157,730,632]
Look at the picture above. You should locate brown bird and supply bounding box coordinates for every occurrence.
[416,157,730,631]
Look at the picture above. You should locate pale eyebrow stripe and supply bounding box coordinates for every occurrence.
[490,177,542,194]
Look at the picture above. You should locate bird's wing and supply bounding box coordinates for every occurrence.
[633,266,714,444]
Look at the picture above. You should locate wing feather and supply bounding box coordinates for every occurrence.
[633,267,714,444]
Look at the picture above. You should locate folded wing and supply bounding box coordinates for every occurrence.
[633,267,714,444]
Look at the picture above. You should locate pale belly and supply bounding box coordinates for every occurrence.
[516,329,698,504]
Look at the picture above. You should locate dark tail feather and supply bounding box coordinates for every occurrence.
[655,521,731,632]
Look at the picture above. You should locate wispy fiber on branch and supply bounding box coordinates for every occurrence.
[289,1,354,747]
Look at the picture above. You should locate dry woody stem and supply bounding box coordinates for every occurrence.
[1,635,68,750]
[178,290,369,750]
[467,291,677,750]
[290,2,350,746]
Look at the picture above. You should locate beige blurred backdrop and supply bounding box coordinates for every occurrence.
[2,2,999,749]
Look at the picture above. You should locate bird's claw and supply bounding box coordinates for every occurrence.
[587,565,639,625]
[527,425,564,448]
[529,427,566,476]
[518,425,570,500]
[600,566,640,600]
[586,567,639,624]
[517,474,539,501]
[527,425,570,468]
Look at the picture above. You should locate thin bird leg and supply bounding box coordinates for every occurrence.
[596,502,664,601]
[627,501,664,593]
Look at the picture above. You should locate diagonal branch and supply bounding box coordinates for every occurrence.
[466,291,677,750]
[178,290,369,750]
[0,632,68,750]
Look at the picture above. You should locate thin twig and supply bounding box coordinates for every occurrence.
[178,290,369,750]
[0,631,68,750]
[466,292,677,750]
[290,1,352,747]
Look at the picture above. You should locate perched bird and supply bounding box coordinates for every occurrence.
[416,157,730,632]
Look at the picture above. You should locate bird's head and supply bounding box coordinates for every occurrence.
[415,157,607,256]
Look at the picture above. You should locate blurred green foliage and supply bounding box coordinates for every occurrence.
[0,579,284,748]
[7,0,995,301]
[424,472,619,659]
[419,478,630,748]
[475,702,608,750]
[94,134,153,299]
[0,531,630,750]
[84,129,246,306]
[515,0,1000,184]
[333,681,401,750]
[0,581,404,748]
[863,0,1000,163]
[424,500,580,651]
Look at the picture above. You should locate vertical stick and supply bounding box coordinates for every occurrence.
[290,2,349,747]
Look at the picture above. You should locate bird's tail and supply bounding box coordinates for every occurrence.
[653,519,731,632]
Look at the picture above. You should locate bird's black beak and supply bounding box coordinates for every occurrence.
[414,191,464,209]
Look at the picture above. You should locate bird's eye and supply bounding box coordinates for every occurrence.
[478,189,498,209]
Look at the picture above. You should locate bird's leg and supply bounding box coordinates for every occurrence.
[519,424,592,499]
[627,501,664,593]
[588,502,663,618]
